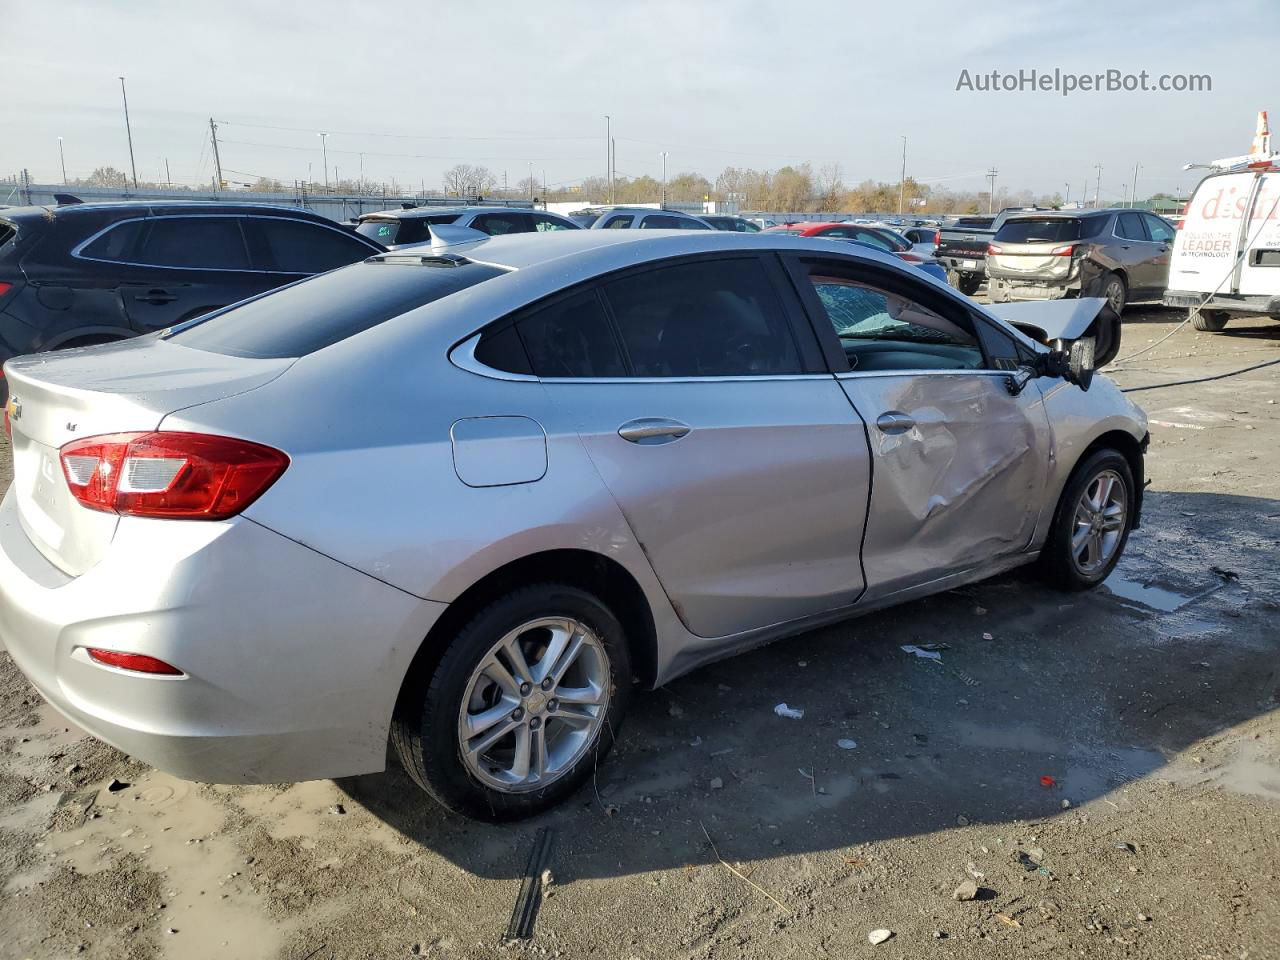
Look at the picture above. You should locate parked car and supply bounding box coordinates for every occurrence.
[0,229,1145,821]
[701,215,762,233]
[1164,163,1280,331]
[585,206,712,229]
[354,206,579,248]
[987,209,1176,314]
[902,225,939,257]
[0,201,384,387]
[764,221,947,282]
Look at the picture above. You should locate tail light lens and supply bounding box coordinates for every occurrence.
[987,243,1003,255]
[60,432,288,520]
[1050,244,1075,256]
[0,282,12,298]
[87,648,183,676]
[932,231,940,245]
[897,252,923,263]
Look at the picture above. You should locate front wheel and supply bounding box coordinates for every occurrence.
[1039,449,1135,590]
[392,583,631,821]
[1191,309,1229,332]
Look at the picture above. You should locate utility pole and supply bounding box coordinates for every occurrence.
[164,158,171,187]
[604,115,611,203]
[57,137,67,185]
[660,151,668,206]
[542,169,547,204]
[898,136,907,215]
[359,153,365,194]
[1093,164,1103,208]
[1063,182,1070,207]
[209,118,223,191]
[611,137,617,203]
[1131,160,1141,206]
[528,161,534,201]
[118,77,138,189]
[986,167,999,213]
[318,132,329,190]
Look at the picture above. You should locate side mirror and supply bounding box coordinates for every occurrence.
[1041,336,1096,391]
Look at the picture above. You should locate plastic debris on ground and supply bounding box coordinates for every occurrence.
[900,644,943,662]
[837,739,857,750]
[773,703,804,720]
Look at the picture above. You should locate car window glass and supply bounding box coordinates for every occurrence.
[138,217,250,269]
[639,214,684,229]
[807,273,984,372]
[1116,213,1149,241]
[516,289,625,378]
[1144,215,1175,243]
[853,230,895,251]
[531,214,573,232]
[603,258,801,377]
[739,220,761,232]
[257,219,373,273]
[603,215,633,229]
[473,213,534,235]
[356,220,399,244]
[474,323,532,374]
[80,219,148,261]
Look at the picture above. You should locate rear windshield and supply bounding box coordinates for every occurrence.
[994,216,1107,243]
[355,215,459,246]
[952,217,994,229]
[166,259,505,358]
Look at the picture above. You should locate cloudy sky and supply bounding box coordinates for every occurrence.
[1,0,1274,201]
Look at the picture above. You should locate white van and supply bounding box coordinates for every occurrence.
[1164,165,1280,331]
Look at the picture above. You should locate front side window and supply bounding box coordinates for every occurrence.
[639,214,685,229]
[1144,215,1175,243]
[255,219,373,273]
[1116,213,1149,241]
[472,213,534,235]
[531,214,574,232]
[139,217,250,269]
[805,269,984,372]
[602,215,633,229]
[603,258,801,377]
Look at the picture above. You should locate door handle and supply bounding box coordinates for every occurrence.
[618,417,691,444]
[134,290,177,304]
[875,411,916,435]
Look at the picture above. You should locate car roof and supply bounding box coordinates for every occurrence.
[1003,208,1143,220]
[582,206,702,216]
[0,200,336,226]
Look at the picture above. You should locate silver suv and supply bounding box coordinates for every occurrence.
[354,206,578,248]
[583,206,712,230]
[986,209,1176,314]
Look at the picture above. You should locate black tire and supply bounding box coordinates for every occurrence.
[957,273,983,296]
[1039,449,1135,591]
[392,583,632,821]
[1095,272,1128,315]
[1191,309,1229,332]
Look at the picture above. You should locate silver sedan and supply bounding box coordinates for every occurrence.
[0,230,1147,820]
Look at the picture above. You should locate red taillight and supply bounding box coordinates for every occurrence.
[59,432,288,520]
[932,230,940,245]
[1050,244,1075,257]
[0,282,12,298]
[87,648,183,675]
[897,252,923,263]
[987,243,1003,255]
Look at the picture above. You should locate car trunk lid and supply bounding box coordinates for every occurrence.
[4,336,293,576]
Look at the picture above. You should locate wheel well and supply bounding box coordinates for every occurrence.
[1079,429,1146,525]
[395,550,659,713]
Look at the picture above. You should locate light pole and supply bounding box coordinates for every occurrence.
[1064,182,1071,207]
[660,151,668,206]
[359,152,365,194]
[318,132,329,190]
[604,115,611,203]
[898,136,907,215]
[57,137,67,185]
[1093,164,1103,208]
[528,161,534,201]
[118,76,138,189]
[1131,161,1141,206]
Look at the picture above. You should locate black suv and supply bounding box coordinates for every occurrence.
[0,202,384,371]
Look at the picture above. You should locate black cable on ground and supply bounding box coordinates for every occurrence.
[1120,356,1280,393]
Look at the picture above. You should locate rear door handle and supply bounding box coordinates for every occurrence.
[134,289,178,304]
[875,411,916,435]
[618,417,691,444]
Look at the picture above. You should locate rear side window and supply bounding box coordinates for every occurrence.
[139,217,250,269]
[516,289,625,377]
[168,260,505,358]
[603,258,801,377]
[602,215,633,229]
[639,214,686,229]
[79,219,148,262]
[472,213,533,235]
[254,219,374,273]
[1116,213,1149,241]
[531,214,575,232]
[356,220,401,244]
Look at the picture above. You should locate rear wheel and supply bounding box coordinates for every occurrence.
[1039,449,1135,590]
[1098,272,1128,315]
[1191,309,1229,332]
[948,271,982,296]
[392,583,631,821]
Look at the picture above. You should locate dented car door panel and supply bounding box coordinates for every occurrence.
[837,370,1052,599]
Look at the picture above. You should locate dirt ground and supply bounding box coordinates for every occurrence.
[1,305,1278,960]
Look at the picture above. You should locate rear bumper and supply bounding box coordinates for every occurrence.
[937,255,987,275]
[987,274,1078,303]
[1163,290,1280,315]
[0,489,445,784]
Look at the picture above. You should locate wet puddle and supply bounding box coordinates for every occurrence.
[1102,573,1194,612]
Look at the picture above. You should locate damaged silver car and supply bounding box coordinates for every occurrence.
[0,230,1147,820]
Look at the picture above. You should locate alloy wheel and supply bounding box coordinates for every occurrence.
[1071,468,1127,575]
[457,617,610,793]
